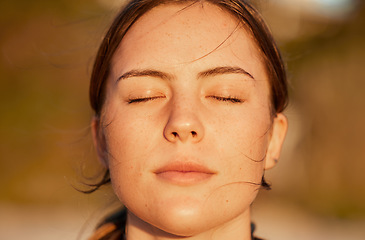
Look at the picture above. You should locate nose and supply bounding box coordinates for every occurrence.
[163,101,204,143]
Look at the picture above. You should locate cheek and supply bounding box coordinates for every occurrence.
[103,100,157,156]
[101,102,165,197]
[215,108,271,154]
[105,127,148,208]
[103,117,146,177]
[212,108,271,181]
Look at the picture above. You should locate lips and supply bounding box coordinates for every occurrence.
[154,161,216,185]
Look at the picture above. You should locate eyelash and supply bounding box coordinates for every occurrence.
[127,96,243,104]
[208,96,244,103]
[127,96,165,104]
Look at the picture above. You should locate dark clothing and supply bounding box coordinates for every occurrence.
[88,208,263,240]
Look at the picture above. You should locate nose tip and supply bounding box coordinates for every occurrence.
[164,111,204,143]
[168,129,199,142]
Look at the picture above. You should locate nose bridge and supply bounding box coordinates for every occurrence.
[163,93,204,143]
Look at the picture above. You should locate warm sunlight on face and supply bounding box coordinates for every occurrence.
[96,2,286,238]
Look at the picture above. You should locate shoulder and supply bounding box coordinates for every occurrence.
[251,222,265,240]
[88,208,127,240]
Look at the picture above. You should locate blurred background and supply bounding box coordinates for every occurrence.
[1,0,364,239]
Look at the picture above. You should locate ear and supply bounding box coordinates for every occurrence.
[91,115,108,168]
[265,113,288,170]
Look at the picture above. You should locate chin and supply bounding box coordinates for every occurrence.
[138,198,234,237]
[151,210,218,237]
[125,197,214,237]
[122,177,257,237]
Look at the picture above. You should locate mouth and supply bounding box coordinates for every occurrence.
[154,162,216,185]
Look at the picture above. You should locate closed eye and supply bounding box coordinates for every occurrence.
[207,96,244,103]
[127,96,165,104]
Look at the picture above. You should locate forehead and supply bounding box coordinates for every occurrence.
[112,2,265,79]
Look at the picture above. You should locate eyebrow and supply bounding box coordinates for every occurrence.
[198,66,255,80]
[117,69,173,82]
[116,66,254,82]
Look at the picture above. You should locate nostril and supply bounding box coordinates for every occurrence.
[191,131,197,137]
[172,132,178,137]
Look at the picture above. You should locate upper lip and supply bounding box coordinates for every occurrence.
[154,161,216,174]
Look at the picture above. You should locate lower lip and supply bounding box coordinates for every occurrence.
[156,171,213,185]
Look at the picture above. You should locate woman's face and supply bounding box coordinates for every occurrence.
[94,2,287,237]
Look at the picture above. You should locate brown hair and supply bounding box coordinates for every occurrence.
[86,0,288,193]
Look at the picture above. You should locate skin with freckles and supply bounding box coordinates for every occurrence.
[93,2,287,240]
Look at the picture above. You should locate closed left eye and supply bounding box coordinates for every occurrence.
[207,96,244,103]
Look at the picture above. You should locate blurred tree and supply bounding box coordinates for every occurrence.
[269,2,365,218]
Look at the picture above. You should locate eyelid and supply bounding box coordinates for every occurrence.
[206,95,244,103]
[127,95,166,104]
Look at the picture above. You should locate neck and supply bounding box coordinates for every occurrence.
[125,209,253,240]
